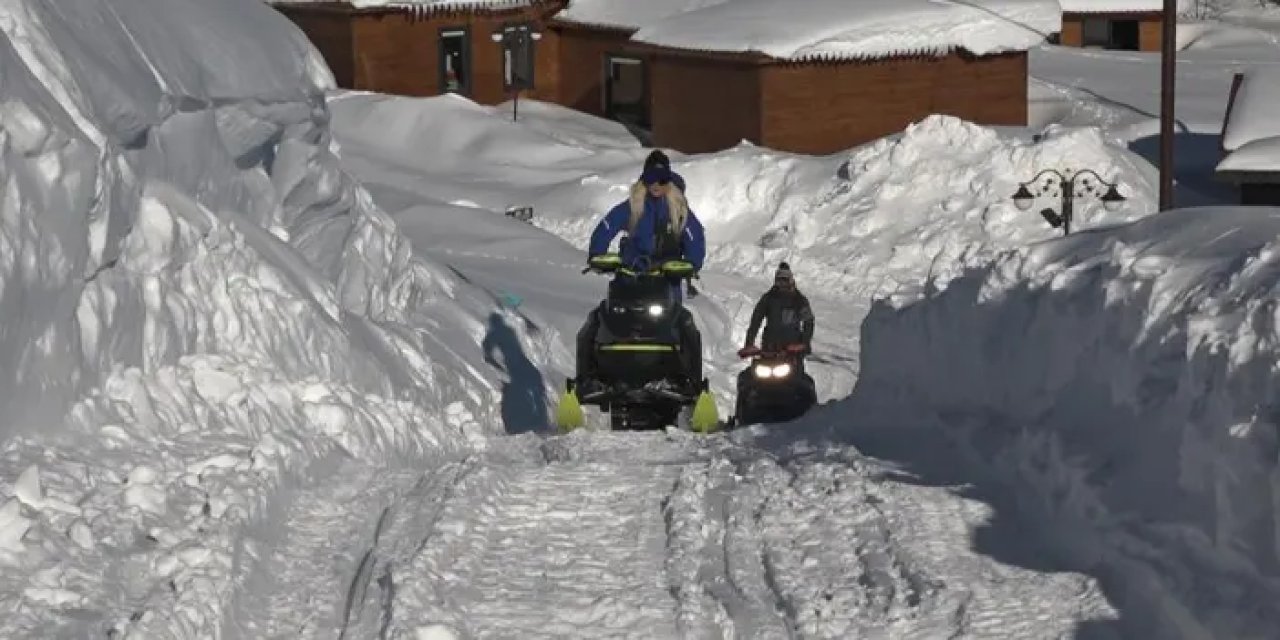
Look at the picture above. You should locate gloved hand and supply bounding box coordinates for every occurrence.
[737,345,759,358]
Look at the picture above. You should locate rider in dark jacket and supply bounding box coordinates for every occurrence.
[742,262,814,355]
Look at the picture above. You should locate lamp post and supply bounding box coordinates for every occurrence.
[1011,168,1126,235]
[491,25,542,122]
[1159,0,1176,211]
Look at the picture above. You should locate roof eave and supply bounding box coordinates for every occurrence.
[627,39,1031,64]
[548,17,638,34]
[270,0,557,17]
[1214,168,1280,183]
[1061,8,1164,14]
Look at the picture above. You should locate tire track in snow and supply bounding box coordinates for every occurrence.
[377,432,807,638]
[223,457,478,639]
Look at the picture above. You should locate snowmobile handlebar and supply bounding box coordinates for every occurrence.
[583,254,699,280]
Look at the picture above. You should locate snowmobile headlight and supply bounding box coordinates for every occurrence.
[753,364,773,378]
[647,304,664,317]
[772,363,792,378]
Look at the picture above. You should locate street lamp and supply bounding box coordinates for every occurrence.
[1011,168,1126,235]
[491,25,542,122]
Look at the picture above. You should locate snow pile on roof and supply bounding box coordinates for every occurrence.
[851,206,1280,637]
[630,0,1060,60]
[272,0,532,9]
[1059,0,1162,13]
[556,0,730,30]
[0,0,513,636]
[1217,68,1280,174]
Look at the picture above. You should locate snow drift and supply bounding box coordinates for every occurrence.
[0,0,505,636]
[526,115,1159,300]
[852,206,1280,637]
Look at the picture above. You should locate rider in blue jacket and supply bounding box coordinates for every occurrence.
[577,150,706,393]
[587,150,705,300]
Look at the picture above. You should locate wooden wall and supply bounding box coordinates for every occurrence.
[273,4,562,103]
[758,52,1026,155]
[1138,14,1163,51]
[552,25,636,116]
[1060,12,1163,51]
[649,55,761,153]
[351,9,560,102]
[274,4,1034,157]
[273,4,354,87]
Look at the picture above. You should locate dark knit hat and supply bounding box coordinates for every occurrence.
[641,149,672,184]
[774,262,793,282]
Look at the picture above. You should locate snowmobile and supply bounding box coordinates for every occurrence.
[728,344,816,428]
[555,253,719,433]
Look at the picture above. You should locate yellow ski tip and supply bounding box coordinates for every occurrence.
[690,391,719,434]
[555,390,585,432]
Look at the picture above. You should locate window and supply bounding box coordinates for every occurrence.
[604,55,649,128]
[438,27,471,95]
[1080,17,1141,50]
[1081,17,1109,47]
[500,23,537,90]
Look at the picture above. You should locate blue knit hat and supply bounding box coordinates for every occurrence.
[641,149,672,185]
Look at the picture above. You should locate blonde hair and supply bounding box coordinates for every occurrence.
[627,180,688,236]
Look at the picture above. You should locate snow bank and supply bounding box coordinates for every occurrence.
[854,206,1280,636]
[1217,67,1280,174]
[1220,67,1280,152]
[330,93,1157,302]
[0,0,507,635]
[630,0,1058,60]
[533,115,1157,300]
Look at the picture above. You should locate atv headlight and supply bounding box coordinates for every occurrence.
[753,364,773,378]
[647,304,664,317]
[772,363,792,377]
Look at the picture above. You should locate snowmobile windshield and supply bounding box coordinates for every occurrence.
[609,274,672,306]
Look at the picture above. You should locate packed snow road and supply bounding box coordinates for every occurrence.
[211,95,1110,638]
[225,431,1114,639]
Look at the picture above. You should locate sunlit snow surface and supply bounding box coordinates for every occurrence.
[5,0,1280,636]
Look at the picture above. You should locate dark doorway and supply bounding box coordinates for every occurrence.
[1081,17,1141,50]
[1110,19,1140,50]
[438,27,471,95]
[604,55,649,128]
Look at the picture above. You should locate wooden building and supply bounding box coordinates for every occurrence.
[1054,0,1164,51]
[1216,70,1280,205]
[271,0,1052,154]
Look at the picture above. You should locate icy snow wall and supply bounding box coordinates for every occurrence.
[0,0,496,635]
[853,206,1280,637]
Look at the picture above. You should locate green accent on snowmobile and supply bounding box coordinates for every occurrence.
[660,260,695,278]
[589,253,623,270]
[598,344,676,352]
[690,391,719,433]
[555,389,585,432]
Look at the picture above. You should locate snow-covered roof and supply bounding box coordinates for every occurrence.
[627,0,1060,61]
[1218,68,1280,174]
[1058,0,1163,13]
[271,0,534,10]
[554,0,729,31]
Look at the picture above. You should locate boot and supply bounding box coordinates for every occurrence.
[677,309,703,395]
[576,309,601,389]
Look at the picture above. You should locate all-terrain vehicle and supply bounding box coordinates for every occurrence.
[555,253,718,433]
[728,344,816,428]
